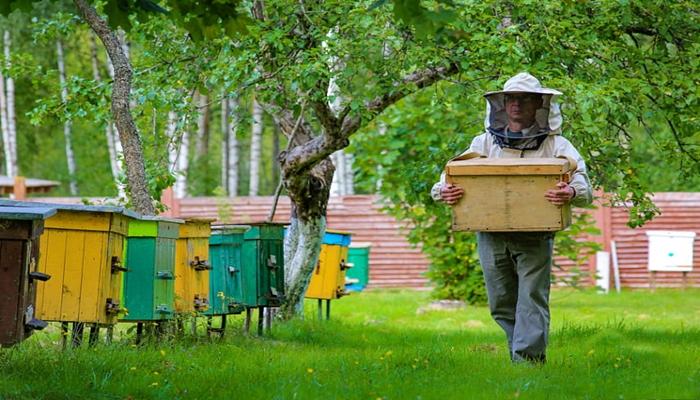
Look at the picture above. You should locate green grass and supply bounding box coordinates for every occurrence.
[1,289,700,399]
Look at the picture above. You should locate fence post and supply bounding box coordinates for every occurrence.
[13,176,26,200]
[160,187,180,217]
[588,191,613,285]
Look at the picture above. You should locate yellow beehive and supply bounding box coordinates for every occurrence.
[35,207,132,325]
[446,156,576,232]
[306,230,352,300]
[174,219,214,313]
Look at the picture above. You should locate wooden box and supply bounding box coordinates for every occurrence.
[306,230,352,300]
[446,157,576,232]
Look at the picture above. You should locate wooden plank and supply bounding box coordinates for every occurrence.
[78,231,103,323]
[446,158,569,176]
[61,230,86,321]
[44,211,111,232]
[449,175,570,231]
[36,229,67,321]
[0,240,23,345]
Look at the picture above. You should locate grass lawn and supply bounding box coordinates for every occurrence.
[1,289,699,399]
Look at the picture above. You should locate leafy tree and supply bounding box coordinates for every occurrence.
[349,0,699,301]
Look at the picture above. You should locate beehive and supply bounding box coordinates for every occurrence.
[446,157,576,232]
[306,230,353,300]
[21,203,138,325]
[240,223,285,308]
[206,225,247,316]
[121,216,182,322]
[174,219,215,314]
[0,206,55,346]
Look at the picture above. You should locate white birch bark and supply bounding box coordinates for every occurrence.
[221,96,240,196]
[249,98,263,196]
[220,97,228,192]
[324,27,353,197]
[90,32,121,189]
[169,109,189,199]
[104,35,126,198]
[344,151,354,195]
[195,93,209,160]
[0,47,9,176]
[3,30,17,177]
[282,216,325,315]
[375,121,387,192]
[57,39,78,195]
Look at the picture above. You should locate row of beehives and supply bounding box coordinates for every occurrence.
[0,200,355,347]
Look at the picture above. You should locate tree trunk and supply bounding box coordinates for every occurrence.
[220,97,228,193]
[3,30,16,177]
[344,151,354,195]
[171,111,189,199]
[278,159,334,319]
[90,31,124,198]
[249,98,263,196]
[195,93,210,160]
[221,96,240,196]
[73,0,155,215]
[0,46,10,176]
[330,150,346,196]
[56,39,78,195]
[272,122,280,185]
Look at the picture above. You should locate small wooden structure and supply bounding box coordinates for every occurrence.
[306,230,353,320]
[0,206,56,347]
[446,156,576,232]
[0,176,59,198]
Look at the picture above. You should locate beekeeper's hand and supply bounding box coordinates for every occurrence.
[545,182,575,206]
[441,184,464,205]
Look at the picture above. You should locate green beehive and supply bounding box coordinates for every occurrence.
[121,216,183,322]
[346,242,371,291]
[240,223,285,307]
[206,225,246,316]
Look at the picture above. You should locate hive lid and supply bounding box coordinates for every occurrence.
[0,206,57,220]
[446,157,574,176]
[0,199,140,218]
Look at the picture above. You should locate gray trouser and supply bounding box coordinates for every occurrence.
[477,232,553,362]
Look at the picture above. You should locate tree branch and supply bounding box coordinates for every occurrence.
[339,62,459,137]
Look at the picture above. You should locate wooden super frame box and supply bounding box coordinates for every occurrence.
[446,156,576,232]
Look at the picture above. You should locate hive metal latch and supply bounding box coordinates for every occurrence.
[340,260,354,271]
[155,305,172,314]
[105,298,123,314]
[190,256,211,271]
[156,271,174,280]
[267,255,278,270]
[228,266,238,274]
[24,305,48,331]
[28,271,51,282]
[111,256,129,273]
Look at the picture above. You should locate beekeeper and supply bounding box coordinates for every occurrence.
[431,72,593,364]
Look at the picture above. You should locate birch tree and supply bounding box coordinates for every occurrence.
[195,92,210,161]
[2,30,16,177]
[0,39,9,177]
[56,38,78,194]
[89,32,124,198]
[249,98,262,196]
[221,95,240,196]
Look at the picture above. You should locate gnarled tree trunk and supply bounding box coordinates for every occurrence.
[74,0,155,215]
